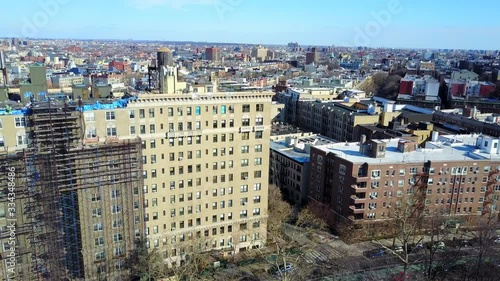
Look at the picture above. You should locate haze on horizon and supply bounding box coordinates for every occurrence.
[2,0,500,50]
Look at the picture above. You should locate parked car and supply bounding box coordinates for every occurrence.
[433,242,445,250]
[368,249,386,258]
[494,237,500,244]
[393,246,404,253]
[271,263,293,275]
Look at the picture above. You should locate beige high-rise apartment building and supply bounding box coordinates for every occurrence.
[0,90,273,279]
[0,102,145,281]
[85,92,273,262]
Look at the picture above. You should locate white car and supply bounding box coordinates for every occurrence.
[494,238,500,244]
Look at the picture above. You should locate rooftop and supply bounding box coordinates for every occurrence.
[315,134,500,164]
[271,135,337,163]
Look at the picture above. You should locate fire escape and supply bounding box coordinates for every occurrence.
[483,169,500,216]
[412,162,431,217]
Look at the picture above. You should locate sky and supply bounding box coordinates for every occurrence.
[1,0,500,50]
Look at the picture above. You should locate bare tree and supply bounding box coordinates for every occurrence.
[256,185,327,281]
[373,196,426,278]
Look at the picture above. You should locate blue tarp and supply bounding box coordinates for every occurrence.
[76,96,138,112]
[0,108,31,115]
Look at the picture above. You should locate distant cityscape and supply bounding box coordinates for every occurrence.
[0,36,499,281]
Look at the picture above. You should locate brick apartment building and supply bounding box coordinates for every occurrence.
[308,133,500,238]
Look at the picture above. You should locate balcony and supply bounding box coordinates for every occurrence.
[350,195,366,204]
[351,184,367,191]
[254,125,265,131]
[349,204,365,214]
[165,130,202,138]
[240,126,252,133]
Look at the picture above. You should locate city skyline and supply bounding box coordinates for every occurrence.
[2,0,500,50]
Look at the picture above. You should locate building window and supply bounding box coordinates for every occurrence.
[129,110,135,119]
[84,112,95,122]
[14,117,26,127]
[106,125,117,136]
[17,134,28,146]
[242,104,250,112]
[149,108,155,118]
[106,111,115,120]
[254,158,262,165]
[242,118,250,126]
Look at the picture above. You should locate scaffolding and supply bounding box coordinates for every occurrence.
[14,99,145,280]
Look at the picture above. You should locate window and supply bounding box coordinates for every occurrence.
[240,210,247,218]
[106,124,117,136]
[241,146,249,153]
[150,124,155,133]
[94,223,104,232]
[129,110,135,119]
[254,158,262,165]
[240,185,248,192]
[93,208,102,217]
[149,108,155,118]
[84,112,95,122]
[17,134,28,146]
[255,117,263,125]
[95,251,106,261]
[111,189,121,199]
[113,233,123,243]
[139,109,145,118]
[14,117,26,127]
[130,126,136,135]
[112,205,122,214]
[242,104,250,112]
[255,144,262,152]
[371,170,381,178]
[195,106,201,115]
[95,237,105,246]
[187,107,192,115]
[106,111,115,120]
[253,183,261,191]
[256,104,264,111]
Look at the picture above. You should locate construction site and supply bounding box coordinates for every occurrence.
[0,98,145,280]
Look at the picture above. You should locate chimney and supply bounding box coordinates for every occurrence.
[359,134,367,153]
[431,131,439,142]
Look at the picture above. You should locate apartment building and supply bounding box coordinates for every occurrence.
[308,133,500,238]
[85,92,273,262]
[0,102,145,280]
[270,135,336,207]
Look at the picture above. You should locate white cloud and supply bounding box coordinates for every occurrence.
[129,0,217,10]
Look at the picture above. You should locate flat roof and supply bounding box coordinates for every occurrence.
[315,134,500,164]
[271,135,337,163]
